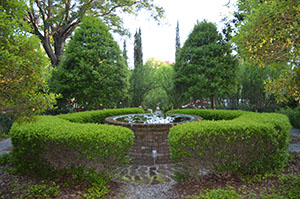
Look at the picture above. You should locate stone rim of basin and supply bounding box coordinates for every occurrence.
[105,113,202,125]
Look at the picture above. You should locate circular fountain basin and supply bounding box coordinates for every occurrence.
[105,113,201,165]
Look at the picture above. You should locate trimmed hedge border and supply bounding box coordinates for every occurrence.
[167,109,291,177]
[10,108,144,174]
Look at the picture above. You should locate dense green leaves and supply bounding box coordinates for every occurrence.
[129,62,155,107]
[234,0,300,103]
[57,108,144,123]
[10,108,143,174]
[168,109,291,178]
[0,0,56,121]
[236,62,288,111]
[51,16,128,110]
[175,21,238,108]
[25,0,165,66]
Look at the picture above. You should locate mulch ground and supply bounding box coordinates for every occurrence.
[171,152,300,198]
[0,140,299,199]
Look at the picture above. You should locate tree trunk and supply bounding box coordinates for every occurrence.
[210,96,215,109]
[54,35,66,66]
[40,37,58,66]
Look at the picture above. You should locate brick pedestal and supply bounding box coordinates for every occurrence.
[105,114,201,165]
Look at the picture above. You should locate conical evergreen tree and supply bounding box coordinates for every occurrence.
[51,16,128,110]
[174,21,238,109]
[175,20,181,61]
[130,28,154,107]
[134,28,143,68]
[123,40,128,67]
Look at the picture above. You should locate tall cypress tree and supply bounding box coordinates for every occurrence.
[175,20,181,61]
[130,28,153,107]
[123,40,128,67]
[134,28,143,68]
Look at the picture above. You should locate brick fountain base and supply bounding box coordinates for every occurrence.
[105,114,201,165]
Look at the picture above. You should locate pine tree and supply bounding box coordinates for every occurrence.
[134,28,143,68]
[175,20,181,61]
[123,40,128,67]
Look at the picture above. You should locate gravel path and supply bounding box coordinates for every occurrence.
[289,128,300,152]
[109,181,179,199]
[0,138,11,155]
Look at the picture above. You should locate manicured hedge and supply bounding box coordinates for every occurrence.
[168,109,291,177]
[10,108,144,174]
[168,109,244,120]
[57,108,144,123]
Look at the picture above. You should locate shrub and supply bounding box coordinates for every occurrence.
[10,108,143,175]
[0,112,14,135]
[168,109,244,120]
[168,109,291,178]
[278,107,300,128]
[57,108,143,123]
[187,188,241,199]
[277,174,300,199]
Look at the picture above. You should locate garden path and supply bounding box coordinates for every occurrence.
[0,128,299,198]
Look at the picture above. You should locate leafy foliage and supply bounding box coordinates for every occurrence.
[129,62,155,107]
[0,0,56,121]
[236,62,288,112]
[187,188,241,199]
[51,16,128,110]
[57,108,144,123]
[276,174,300,199]
[0,112,14,135]
[233,0,300,103]
[174,21,238,108]
[82,172,110,199]
[10,108,143,175]
[143,61,179,110]
[26,181,60,198]
[278,106,300,128]
[25,0,164,66]
[168,109,291,178]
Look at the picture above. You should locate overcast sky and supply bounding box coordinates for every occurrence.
[114,0,237,68]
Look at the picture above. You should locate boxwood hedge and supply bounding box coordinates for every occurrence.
[167,109,291,177]
[10,108,144,174]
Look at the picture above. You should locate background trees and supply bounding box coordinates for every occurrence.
[0,0,55,121]
[51,15,128,110]
[129,28,156,107]
[25,0,164,66]
[233,0,300,103]
[175,20,181,60]
[129,63,155,107]
[233,62,288,111]
[174,21,238,109]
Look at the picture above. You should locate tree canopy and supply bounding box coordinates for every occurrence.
[25,0,164,66]
[233,0,300,103]
[0,0,56,121]
[129,63,155,107]
[51,15,128,110]
[175,21,238,109]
